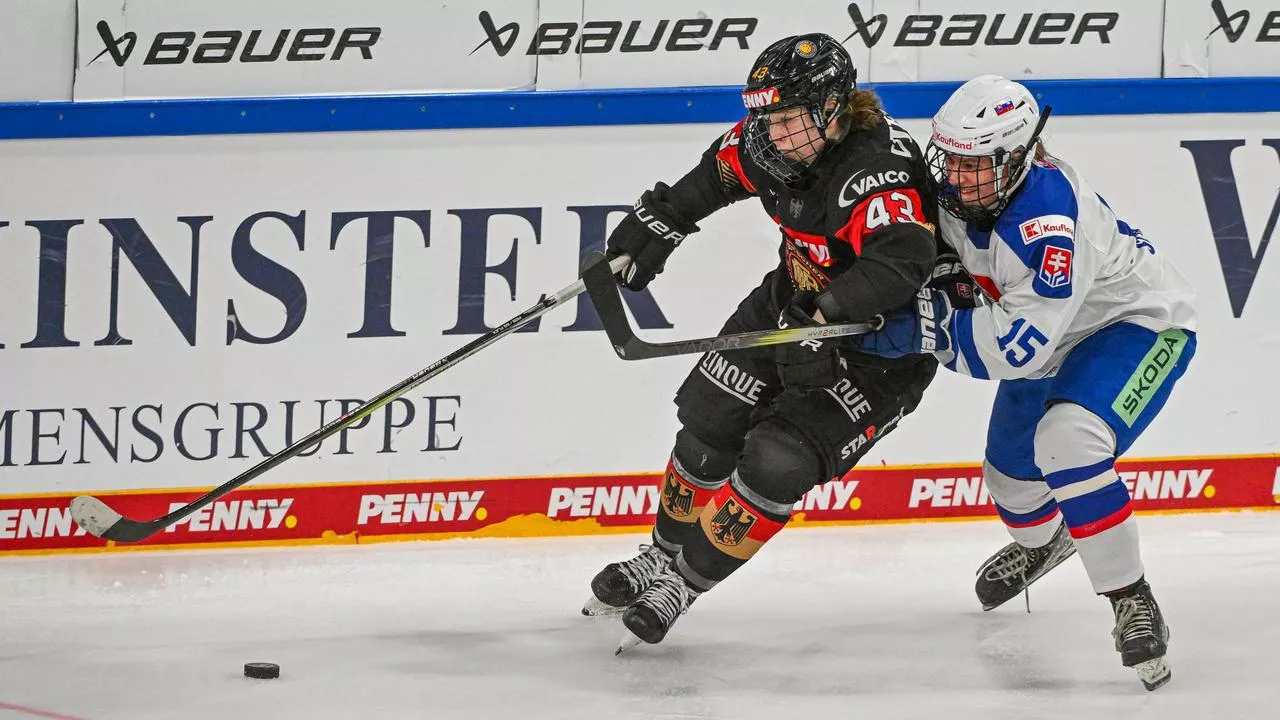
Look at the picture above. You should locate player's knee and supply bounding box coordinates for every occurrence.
[1033,403,1117,476]
[982,460,1052,514]
[673,427,738,482]
[735,420,825,506]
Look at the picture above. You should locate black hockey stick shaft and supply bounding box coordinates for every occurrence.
[581,252,878,360]
[70,255,631,543]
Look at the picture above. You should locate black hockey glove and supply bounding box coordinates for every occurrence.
[775,291,846,390]
[927,252,979,309]
[605,182,700,291]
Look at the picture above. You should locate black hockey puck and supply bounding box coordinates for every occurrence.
[243,662,280,679]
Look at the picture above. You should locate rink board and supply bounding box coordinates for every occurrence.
[0,454,1276,554]
[1,95,1278,555]
[5,0,1278,102]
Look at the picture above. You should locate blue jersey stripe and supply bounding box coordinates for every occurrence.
[1044,457,1117,490]
[1057,481,1131,529]
[952,308,990,380]
[992,164,1080,270]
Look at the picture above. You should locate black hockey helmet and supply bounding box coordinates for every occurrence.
[740,33,857,185]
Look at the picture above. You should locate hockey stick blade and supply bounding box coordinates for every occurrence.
[69,255,631,544]
[582,252,878,360]
[69,496,155,543]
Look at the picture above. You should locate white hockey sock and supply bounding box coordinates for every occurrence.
[983,460,1063,548]
[1035,403,1144,594]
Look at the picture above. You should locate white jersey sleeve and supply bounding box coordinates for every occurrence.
[936,159,1198,381]
[948,240,1094,379]
[944,163,1093,379]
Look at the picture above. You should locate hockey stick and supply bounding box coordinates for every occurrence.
[69,255,632,544]
[581,252,878,360]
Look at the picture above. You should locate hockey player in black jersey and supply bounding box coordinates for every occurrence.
[583,33,966,652]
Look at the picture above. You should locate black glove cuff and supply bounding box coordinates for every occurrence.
[636,183,700,242]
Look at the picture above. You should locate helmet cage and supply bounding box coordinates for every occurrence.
[743,97,843,185]
[927,106,1051,227]
[739,34,855,186]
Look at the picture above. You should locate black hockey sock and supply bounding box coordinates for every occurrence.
[673,479,791,591]
[652,454,728,554]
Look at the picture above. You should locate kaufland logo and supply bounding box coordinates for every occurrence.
[933,133,974,151]
[1020,215,1076,244]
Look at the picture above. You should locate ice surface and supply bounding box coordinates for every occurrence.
[1,512,1277,720]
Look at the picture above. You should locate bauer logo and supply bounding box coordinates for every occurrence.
[842,3,1120,48]
[164,498,294,533]
[357,491,484,525]
[1207,0,1280,43]
[87,21,381,67]
[469,11,757,56]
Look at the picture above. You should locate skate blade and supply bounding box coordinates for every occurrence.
[1134,657,1171,691]
[614,629,643,656]
[581,596,627,617]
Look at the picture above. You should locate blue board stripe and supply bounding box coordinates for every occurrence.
[1,77,1277,140]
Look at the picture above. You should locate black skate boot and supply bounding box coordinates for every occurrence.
[975,520,1076,611]
[1108,579,1171,691]
[582,544,673,617]
[616,565,701,654]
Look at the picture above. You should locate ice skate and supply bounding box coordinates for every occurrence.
[582,544,672,617]
[615,565,700,654]
[1109,579,1171,691]
[975,520,1076,611]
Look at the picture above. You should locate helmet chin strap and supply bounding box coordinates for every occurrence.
[808,95,847,148]
[988,104,1055,210]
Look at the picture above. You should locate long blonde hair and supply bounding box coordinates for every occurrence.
[839,88,885,133]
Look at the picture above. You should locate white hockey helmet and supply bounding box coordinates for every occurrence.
[926,75,1049,226]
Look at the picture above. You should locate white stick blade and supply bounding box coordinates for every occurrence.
[70,496,122,538]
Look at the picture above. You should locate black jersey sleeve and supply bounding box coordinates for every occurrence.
[814,153,938,322]
[660,119,759,223]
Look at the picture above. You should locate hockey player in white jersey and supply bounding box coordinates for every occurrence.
[853,75,1197,691]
